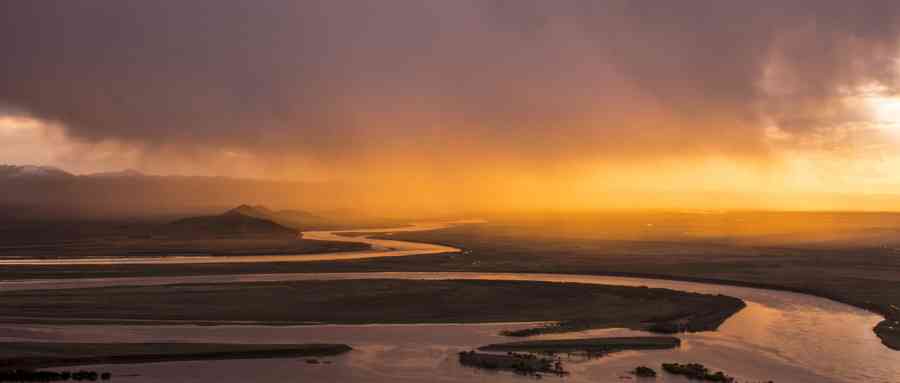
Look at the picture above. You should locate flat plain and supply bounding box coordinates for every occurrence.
[0,279,742,335]
[1,211,897,349]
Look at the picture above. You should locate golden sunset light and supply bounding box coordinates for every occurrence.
[2,2,900,382]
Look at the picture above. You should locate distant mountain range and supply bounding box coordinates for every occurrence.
[0,165,148,179]
[0,165,184,180]
[0,164,354,220]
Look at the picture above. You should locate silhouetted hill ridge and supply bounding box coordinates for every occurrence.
[0,165,74,179]
[225,205,323,229]
[162,207,298,238]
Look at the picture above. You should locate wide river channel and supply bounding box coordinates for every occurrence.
[0,222,897,382]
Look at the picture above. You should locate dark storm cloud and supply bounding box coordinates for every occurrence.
[2,1,900,163]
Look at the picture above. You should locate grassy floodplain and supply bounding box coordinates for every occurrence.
[0,279,742,335]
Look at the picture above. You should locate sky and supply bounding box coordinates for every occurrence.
[3,1,900,212]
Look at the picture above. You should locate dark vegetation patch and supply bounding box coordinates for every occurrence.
[0,342,351,370]
[478,336,680,354]
[457,351,566,377]
[633,365,657,377]
[661,362,736,382]
[0,369,111,382]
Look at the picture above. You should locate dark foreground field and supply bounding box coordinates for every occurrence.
[0,279,742,335]
[0,342,351,369]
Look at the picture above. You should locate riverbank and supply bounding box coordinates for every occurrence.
[0,342,352,369]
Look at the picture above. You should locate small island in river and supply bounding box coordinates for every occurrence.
[478,336,681,354]
[0,279,745,337]
[460,337,680,376]
[458,350,567,377]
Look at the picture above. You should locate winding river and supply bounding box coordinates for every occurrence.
[0,222,897,382]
